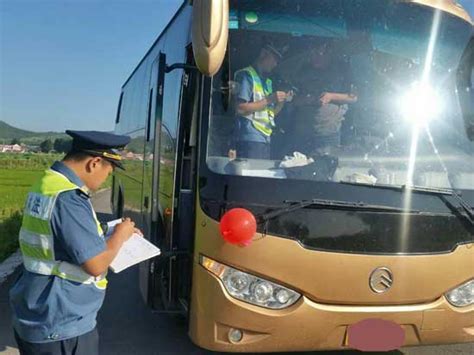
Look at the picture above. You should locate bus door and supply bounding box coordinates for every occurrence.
[170,46,200,312]
[139,54,161,309]
[141,50,199,313]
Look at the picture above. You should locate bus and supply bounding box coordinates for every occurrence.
[112,0,474,352]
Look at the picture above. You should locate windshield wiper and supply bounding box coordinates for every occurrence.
[258,198,419,223]
[340,182,474,227]
[403,185,474,226]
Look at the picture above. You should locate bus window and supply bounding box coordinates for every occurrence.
[463,41,474,139]
[207,0,474,190]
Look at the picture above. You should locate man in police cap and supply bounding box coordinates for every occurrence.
[10,130,139,355]
[230,42,293,159]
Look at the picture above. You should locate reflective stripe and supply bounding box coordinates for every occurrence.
[23,255,106,287]
[19,229,54,251]
[251,120,273,137]
[20,241,53,261]
[53,262,99,283]
[23,255,58,275]
[94,278,108,290]
[22,214,51,235]
[53,262,108,290]
[235,66,275,137]
[19,229,55,261]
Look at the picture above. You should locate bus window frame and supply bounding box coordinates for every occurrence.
[457,35,474,141]
[115,92,124,124]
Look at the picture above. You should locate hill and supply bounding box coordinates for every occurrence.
[0,121,68,144]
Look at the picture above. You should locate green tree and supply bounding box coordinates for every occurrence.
[40,139,53,153]
[53,138,72,153]
[10,138,21,145]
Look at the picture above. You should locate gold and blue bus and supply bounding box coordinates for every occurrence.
[112,0,474,351]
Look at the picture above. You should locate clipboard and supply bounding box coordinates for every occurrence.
[107,219,161,273]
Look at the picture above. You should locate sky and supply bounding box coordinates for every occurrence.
[461,0,474,17]
[0,0,473,133]
[0,0,183,132]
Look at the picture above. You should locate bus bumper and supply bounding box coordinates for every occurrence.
[189,264,474,352]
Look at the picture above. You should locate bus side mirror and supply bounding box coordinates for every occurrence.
[191,0,229,77]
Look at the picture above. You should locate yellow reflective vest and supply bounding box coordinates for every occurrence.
[235,66,276,137]
[19,169,107,290]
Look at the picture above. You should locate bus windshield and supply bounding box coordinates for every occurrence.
[207,0,474,191]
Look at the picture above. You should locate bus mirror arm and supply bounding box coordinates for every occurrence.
[165,63,199,73]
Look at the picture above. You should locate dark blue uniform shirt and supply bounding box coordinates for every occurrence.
[9,161,107,343]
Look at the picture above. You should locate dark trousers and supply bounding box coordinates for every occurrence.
[236,141,271,159]
[14,328,99,355]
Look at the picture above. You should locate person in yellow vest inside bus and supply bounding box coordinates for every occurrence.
[9,130,140,355]
[230,43,293,159]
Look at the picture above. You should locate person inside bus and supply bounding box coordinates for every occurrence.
[229,43,293,160]
[291,41,358,157]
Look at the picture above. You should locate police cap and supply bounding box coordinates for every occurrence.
[66,130,131,170]
[263,42,288,61]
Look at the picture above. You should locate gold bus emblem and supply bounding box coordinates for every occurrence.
[369,267,393,293]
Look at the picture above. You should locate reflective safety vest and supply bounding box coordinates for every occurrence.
[235,66,275,137]
[19,169,107,290]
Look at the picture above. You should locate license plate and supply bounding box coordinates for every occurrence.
[346,318,405,352]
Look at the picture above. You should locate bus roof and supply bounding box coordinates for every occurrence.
[121,0,472,90]
[410,0,473,24]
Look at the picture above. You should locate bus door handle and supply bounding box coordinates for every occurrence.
[159,250,190,258]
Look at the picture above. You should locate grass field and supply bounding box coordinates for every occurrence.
[0,153,62,261]
[0,169,47,262]
[0,152,63,169]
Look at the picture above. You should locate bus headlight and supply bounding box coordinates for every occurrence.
[200,255,301,309]
[445,279,474,307]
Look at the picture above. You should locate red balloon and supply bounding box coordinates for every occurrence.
[219,208,257,246]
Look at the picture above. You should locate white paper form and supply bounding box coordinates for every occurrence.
[107,219,161,273]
